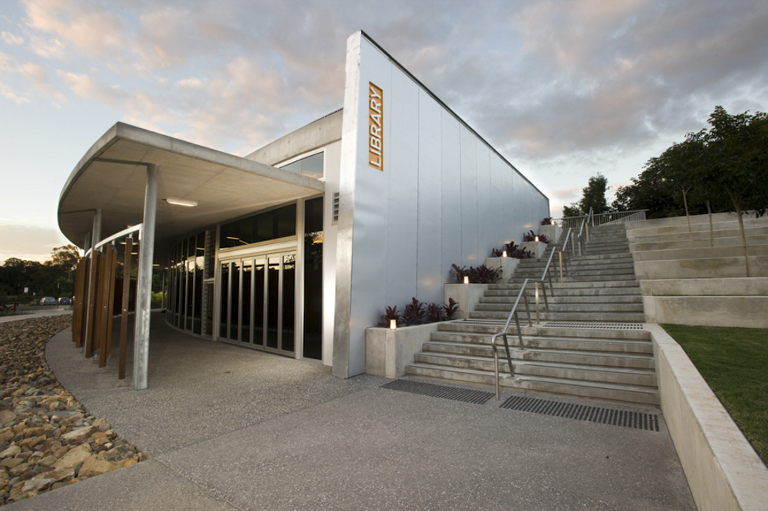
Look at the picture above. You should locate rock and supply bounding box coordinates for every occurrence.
[37,455,58,467]
[53,445,68,458]
[37,466,73,483]
[0,445,20,459]
[61,426,93,443]
[19,476,54,494]
[54,444,92,469]
[0,457,24,468]
[0,410,16,424]
[23,427,45,438]
[18,437,43,448]
[8,462,30,477]
[0,427,13,443]
[122,459,138,468]
[101,444,138,464]
[93,418,110,432]
[78,455,121,478]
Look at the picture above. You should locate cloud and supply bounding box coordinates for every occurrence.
[0,224,69,263]
[22,0,126,60]
[1,31,24,45]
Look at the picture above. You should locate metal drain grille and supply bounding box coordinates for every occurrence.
[381,380,494,405]
[544,322,644,330]
[500,395,659,431]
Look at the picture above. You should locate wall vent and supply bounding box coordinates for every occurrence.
[333,192,340,225]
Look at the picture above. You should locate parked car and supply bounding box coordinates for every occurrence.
[57,297,72,305]
[39,296,57,306]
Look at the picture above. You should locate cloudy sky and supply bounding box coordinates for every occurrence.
[1,0,767,262]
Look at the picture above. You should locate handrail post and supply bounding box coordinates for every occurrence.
[558,251,564,283]
[494,350,500,400]
[522,292,532,326]
[535,281,540,323]
[514,312,523,348]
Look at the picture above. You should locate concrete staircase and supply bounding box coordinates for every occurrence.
[405,223,659,406]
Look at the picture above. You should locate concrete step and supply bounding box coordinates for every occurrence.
[404,364,659,406]
[422,341,655,368]
[468,310,647,322]
[474,302,644,313]
[481,295,642,304]
[430,331,653,354]
[436,321,651,339]
[413,353,656,387]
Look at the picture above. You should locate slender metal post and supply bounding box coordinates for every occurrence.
[535,282,540,323]
[83,210,101,356]
[558,251,564,283]
[133,164,158,390]
[494,350,499,400]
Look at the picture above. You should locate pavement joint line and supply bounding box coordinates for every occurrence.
[151,457,245,511]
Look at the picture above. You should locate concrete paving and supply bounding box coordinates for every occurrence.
[8,314,696,510]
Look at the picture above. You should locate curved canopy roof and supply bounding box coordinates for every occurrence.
[58,122,324,256]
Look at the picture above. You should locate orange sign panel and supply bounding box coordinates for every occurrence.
[368,82,383,170]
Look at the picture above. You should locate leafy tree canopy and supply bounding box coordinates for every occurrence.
[563,173,610,217]
[613,106,767,219]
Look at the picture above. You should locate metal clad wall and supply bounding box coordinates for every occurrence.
[460,127,478,265]
[439,113,462,285]
[386,69,420,306]
[416,90,443,299]
[346,41,392,373]
[338,34,549,377]
[476,144,493,257]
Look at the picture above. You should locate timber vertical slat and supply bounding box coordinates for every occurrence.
[93,253,108,362]
[119,238,133,380]
[105,245,118,360]
[72,257,87,346]
[84,254,100,358]
[98,247,115,367]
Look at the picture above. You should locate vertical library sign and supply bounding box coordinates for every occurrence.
[368,82,383,170]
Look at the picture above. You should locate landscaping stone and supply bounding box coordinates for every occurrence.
[0,316,143,506]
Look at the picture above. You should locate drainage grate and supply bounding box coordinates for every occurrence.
[381,380,494,405]
[500,394,659,431]
[544,322,644,330]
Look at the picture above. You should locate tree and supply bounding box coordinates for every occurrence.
[563,173,610,216]
[690,106,768,276]
[51,245,81,272]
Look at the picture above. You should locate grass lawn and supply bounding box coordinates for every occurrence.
[662,324,768,464]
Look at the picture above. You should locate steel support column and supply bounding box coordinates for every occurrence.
[83,209,102,355]
[133,164,158,390]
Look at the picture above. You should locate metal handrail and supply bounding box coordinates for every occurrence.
[490,278,532,400]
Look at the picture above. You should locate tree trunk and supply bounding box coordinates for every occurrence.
[726,189,750,277]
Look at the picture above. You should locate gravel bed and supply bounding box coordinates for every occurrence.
[0,316,142,506]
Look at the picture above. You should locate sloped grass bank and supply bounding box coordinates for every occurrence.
[662,324,767,464]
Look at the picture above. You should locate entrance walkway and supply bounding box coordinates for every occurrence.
[11,314,695,510]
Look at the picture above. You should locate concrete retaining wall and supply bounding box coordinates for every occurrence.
[365,322,441,378]
[648,324,768,511]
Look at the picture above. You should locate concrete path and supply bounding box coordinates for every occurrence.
[0,309,72,323]
[8,315,696,510]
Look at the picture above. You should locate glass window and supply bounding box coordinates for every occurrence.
[279,152,323,179]
[303,197,323,360]
[220,204,296,249]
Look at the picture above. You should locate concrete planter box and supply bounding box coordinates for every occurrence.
[365,322,442,378]
[485,257,520,280]
[444,283,489,319]
[521,240,546,259]
[539,224,562,243]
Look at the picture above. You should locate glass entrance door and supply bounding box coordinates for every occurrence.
[219,251,295,357]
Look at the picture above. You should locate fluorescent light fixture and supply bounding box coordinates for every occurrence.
[165,198,197,207]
